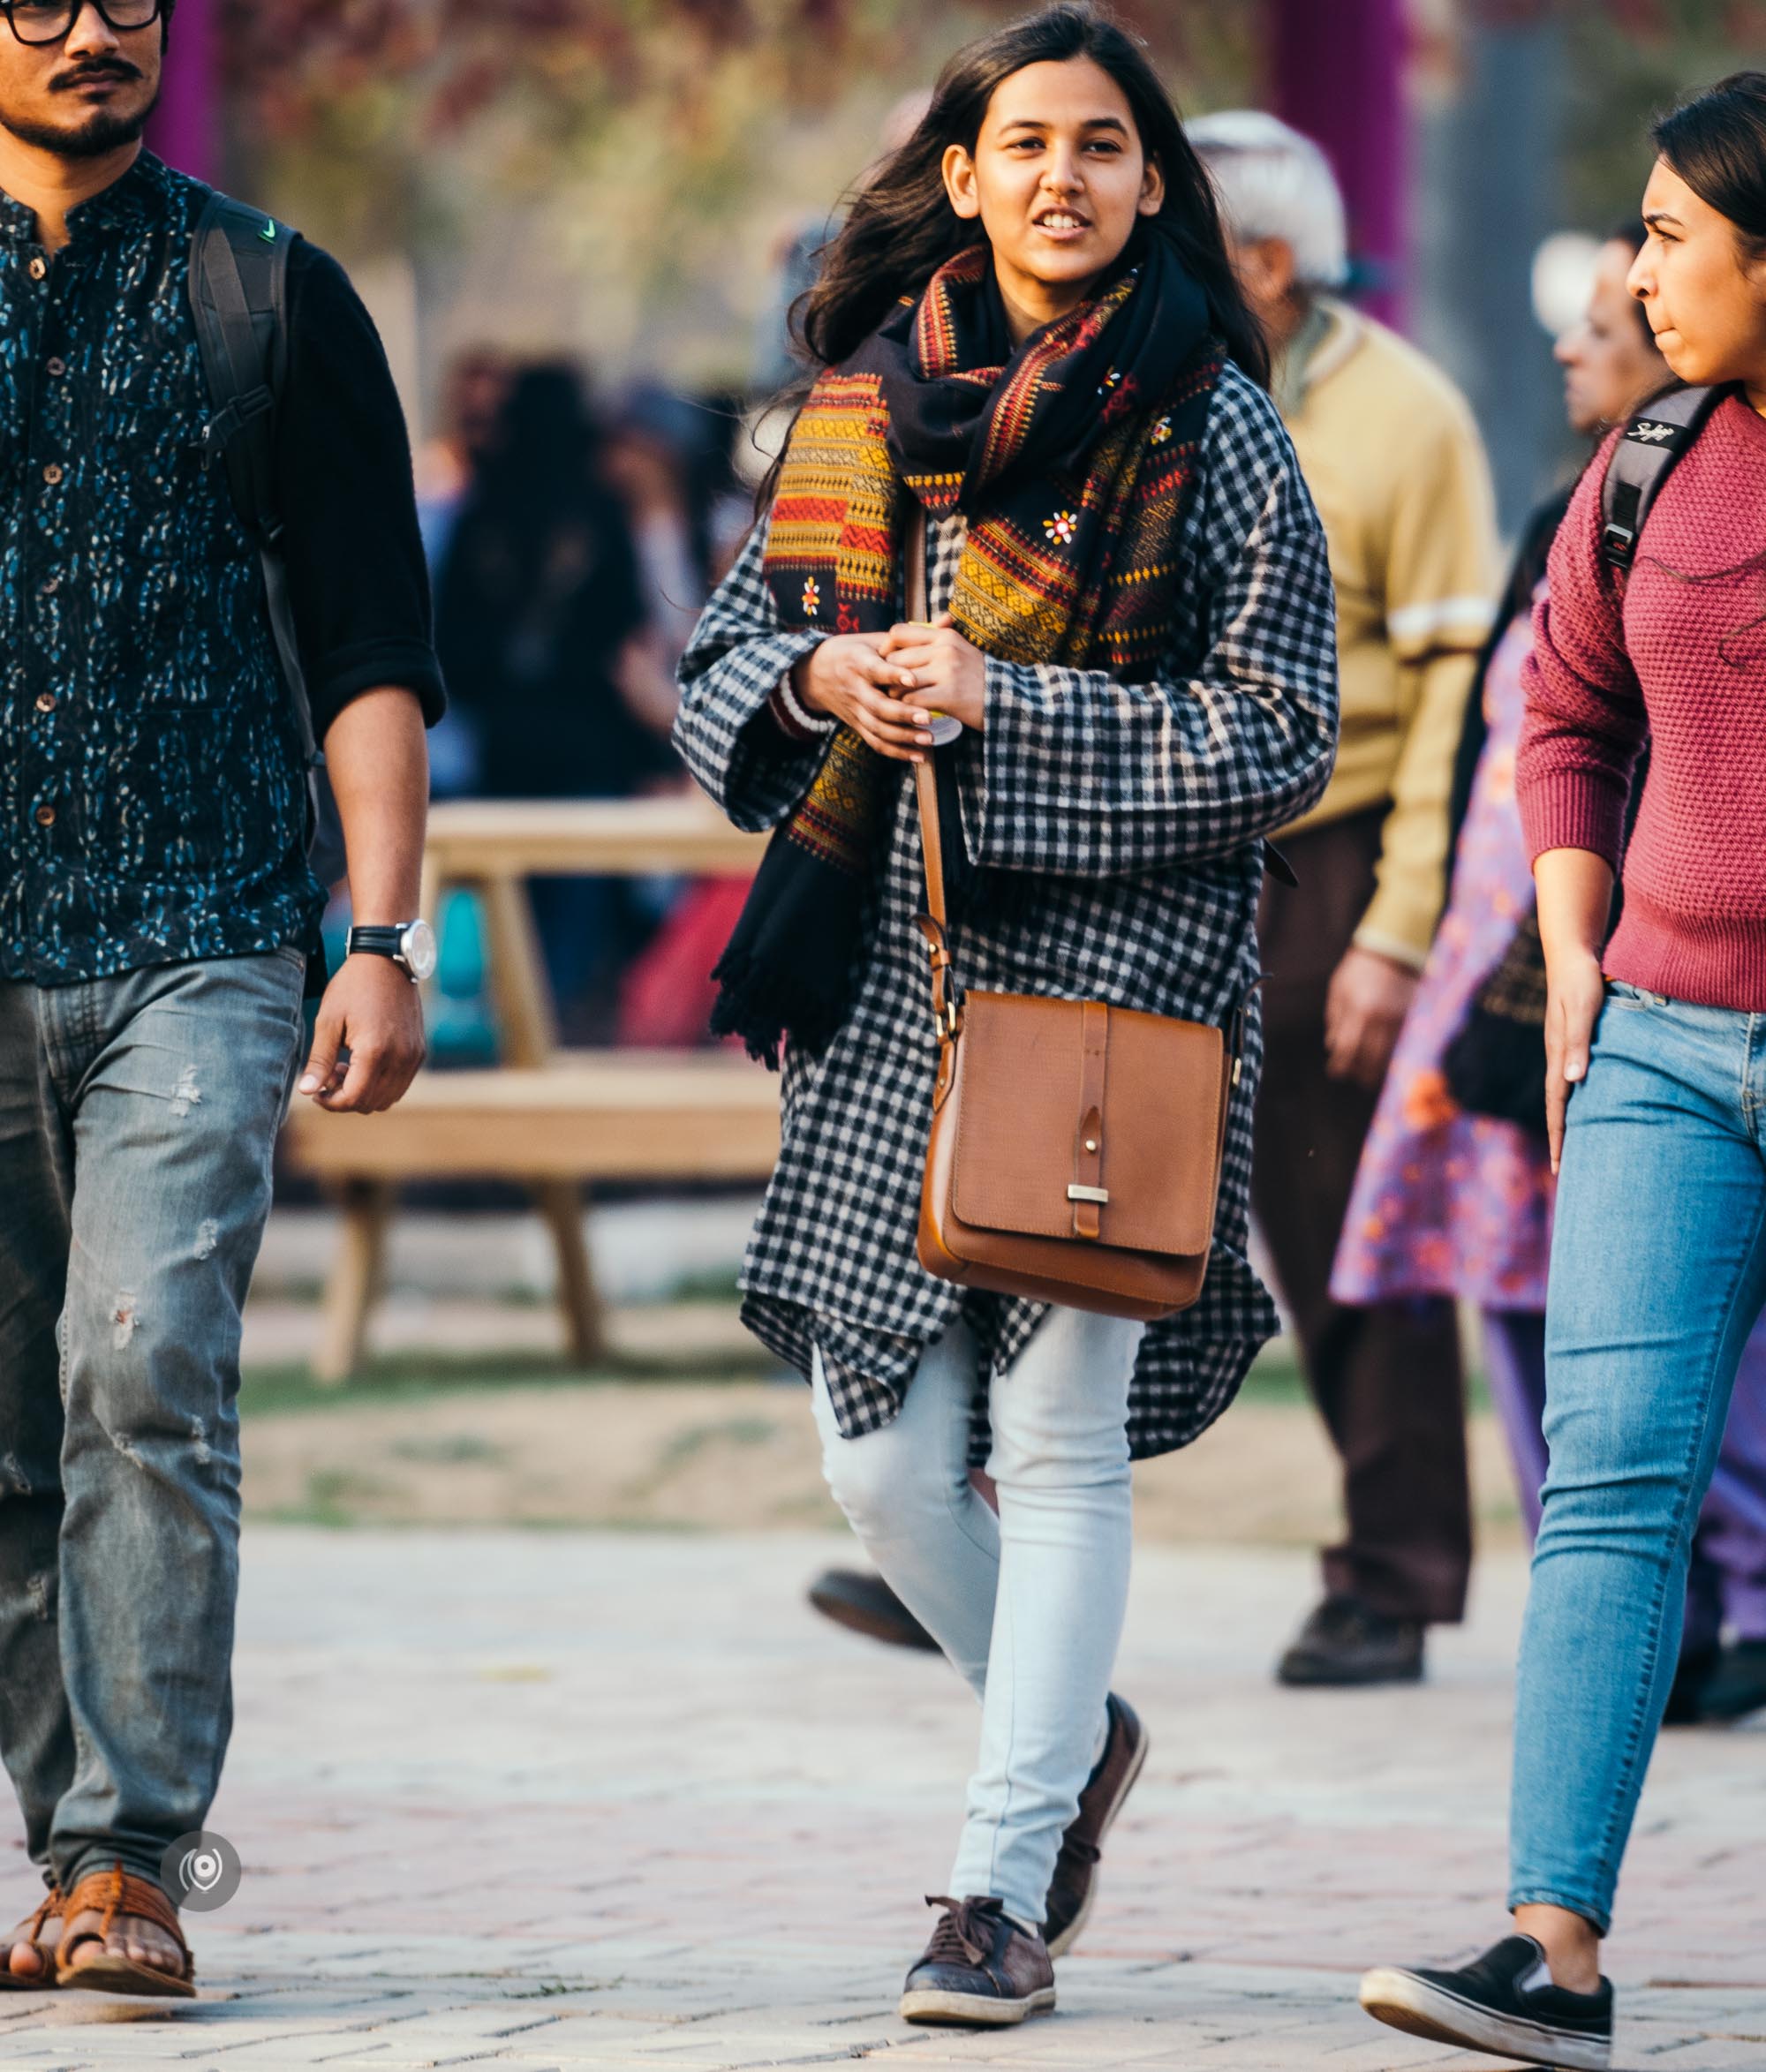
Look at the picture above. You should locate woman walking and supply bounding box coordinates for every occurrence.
[675,1,1336,2026]
[1332,218,1766,1727]
[1361,72,1766,2069]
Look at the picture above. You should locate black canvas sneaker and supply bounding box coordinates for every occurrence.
[1360,1934,1612,2069]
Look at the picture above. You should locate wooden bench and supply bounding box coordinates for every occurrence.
[280,797,774,1383]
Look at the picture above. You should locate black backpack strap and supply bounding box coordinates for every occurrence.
[188,192,316,772]
[1600,383,1725,576]
[189,192,346,884]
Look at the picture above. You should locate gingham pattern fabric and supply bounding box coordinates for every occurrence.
[675,362,1339,1459]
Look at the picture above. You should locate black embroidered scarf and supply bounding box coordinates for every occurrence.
[711,223,1223,1066]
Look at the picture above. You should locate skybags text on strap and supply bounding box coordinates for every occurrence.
[1600,382,1731,578]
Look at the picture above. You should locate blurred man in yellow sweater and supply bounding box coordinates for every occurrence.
[1192,113,1499,1689]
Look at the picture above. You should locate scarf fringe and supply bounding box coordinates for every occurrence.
[708,946,849,1072]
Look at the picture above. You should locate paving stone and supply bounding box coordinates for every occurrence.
[0,1527,1759,2068]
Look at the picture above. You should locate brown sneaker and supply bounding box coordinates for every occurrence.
[899,1895,1055,2027]
[807,1570,939,1652]
[1044,1692,1149,1959]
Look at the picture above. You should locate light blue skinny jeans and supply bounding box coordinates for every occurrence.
[812,1308,1142,1931]
[1511,979,1766,1932]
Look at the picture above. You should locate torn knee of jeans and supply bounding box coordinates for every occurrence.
[188,1417,212,1466]
[170,1065,202,1119]
[110,1291,141,1352]
[193,1218,220,1262]
[0,1450,32,1496]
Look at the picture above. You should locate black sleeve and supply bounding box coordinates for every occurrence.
[277,240,447,738]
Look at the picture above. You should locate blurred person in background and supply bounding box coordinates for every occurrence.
[416,345,511,802]
[1362,72,1766,2068]
[676,3,1336,2021]
[1333,220,1766,1730]
[602,387,713,679]
[1190,109,1498,1690]
[417,345,512,576]
[436,362,671,1038]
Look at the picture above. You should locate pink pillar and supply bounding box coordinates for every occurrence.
[147,0,219,183]
[1270,0,1408,331]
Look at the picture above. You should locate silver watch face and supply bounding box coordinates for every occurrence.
[400,919,438,983]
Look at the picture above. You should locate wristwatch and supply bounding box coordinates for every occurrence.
[346,919,438,983]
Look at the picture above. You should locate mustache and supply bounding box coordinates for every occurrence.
[50,60,143,91]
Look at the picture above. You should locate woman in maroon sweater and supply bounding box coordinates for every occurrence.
[1360,72,1766,2072]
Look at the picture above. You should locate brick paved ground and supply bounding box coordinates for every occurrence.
[0,1529,1762,2069]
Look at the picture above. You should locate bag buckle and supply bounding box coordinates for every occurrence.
[1600,520,1636,569]
[1066,1184,1110,1206]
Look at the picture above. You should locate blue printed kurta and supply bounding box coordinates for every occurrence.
[0,154,319,985]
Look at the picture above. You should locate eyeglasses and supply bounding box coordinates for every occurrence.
[2,0,162,45]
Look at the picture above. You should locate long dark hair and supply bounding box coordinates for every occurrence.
[796,4,1267,387]
[1653,71,1766,260]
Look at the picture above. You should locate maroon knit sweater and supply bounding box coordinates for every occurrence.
[1518,393,1766,1009]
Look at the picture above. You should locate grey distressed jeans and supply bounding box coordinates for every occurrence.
[0,952,306,1893]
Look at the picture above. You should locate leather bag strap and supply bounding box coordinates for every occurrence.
[904,508,1259,1078]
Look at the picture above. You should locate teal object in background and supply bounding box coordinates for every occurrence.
[427,888,499,1066]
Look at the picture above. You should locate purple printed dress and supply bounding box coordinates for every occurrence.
[1330,602,1554,1312]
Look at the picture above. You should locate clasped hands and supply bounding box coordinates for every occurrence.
[790,614,986,761]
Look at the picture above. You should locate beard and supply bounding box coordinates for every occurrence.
[3,78,159,161]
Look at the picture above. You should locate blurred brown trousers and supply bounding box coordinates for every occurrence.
[1253,806,1473,1625]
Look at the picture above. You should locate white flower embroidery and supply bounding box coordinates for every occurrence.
[1044,509,1078,546]
[1150,414,1173,447]
[802,576,821,615]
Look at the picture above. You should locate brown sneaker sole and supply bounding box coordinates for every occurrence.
[900,1983,1057,2026]
[1045,1717,1151,1960]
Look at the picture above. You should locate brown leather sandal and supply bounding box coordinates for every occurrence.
[55,1868,196,1998]
[0,1887,64,1990]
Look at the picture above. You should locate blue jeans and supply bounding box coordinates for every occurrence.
[1510,979,1766,1932]
[0,953,306,1893]
[812,1308,1142,1929]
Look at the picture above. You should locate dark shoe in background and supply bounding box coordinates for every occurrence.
[899,1895,1055,2027]
[1044,1692,1149,1959]
[1277,1594,1425,1687]
[1695,1638,1766,1722]
[1360,1934,1612,2069]
[808,1570,939,1653]
[1662,1639,1720,1726]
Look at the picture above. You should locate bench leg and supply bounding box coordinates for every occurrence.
[314,1180,396,1385]
[535,1180,607,1366]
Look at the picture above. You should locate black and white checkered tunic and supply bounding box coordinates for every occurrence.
[675,362,1339,1458]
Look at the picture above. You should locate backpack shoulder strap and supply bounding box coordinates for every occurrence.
[188,193,318,769]
[187,192,344,884]
[190,192,292,545]
[1600,383,1726,576]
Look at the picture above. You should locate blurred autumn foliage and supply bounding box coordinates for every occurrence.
[217,0,1764,404]
[221,0,1251,160]
[219,0,1258,392]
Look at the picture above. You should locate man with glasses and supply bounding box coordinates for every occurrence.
[0,0,443,1992]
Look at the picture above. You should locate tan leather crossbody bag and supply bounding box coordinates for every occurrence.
[905,525,1247,1322]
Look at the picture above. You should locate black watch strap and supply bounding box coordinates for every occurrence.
[348,926,407,961]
